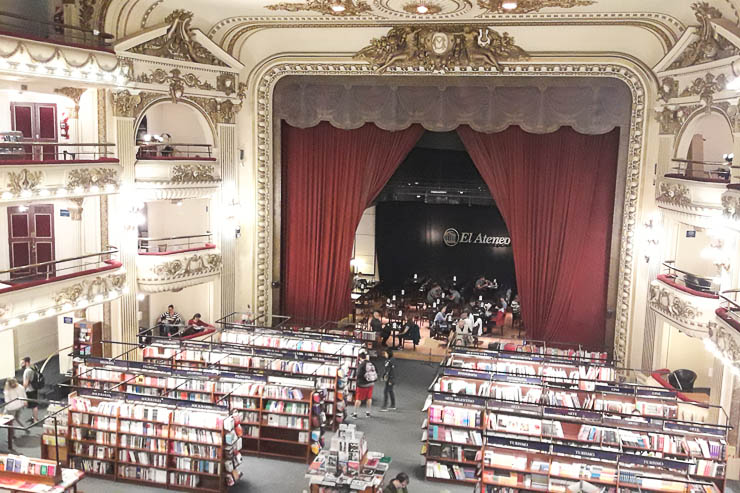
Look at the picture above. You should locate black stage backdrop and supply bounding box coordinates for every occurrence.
[375,202,515,293]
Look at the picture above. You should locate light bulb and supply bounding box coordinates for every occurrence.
[330,1,345,12]
[417,4,429,13]
[502,0,517,9]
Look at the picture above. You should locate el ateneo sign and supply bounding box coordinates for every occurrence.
[443,228,511,247]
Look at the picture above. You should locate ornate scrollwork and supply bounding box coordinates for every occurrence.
[656,181,692,206]
[53,273,127,305]
[354,26,528,73]
[191,97,241,124]
[66,168,120,191]
[658,77,679,102]
[679,72,726,107]
[649,283,701,321]
[130,10,226,66]
[170,164,219,183]
[722,193,740,221]
[669,2,740,69]
[655,104,703,136]
[54,87,87,118]
[136,68,214,102]
[7,169,42,195]
[710,323,740,363]
[112,90,159,118]
[477,0,595,13]
[217,73,238,96]
[266,0,372,16]
[153,253,222,279]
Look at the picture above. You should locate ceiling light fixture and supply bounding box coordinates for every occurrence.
[330,0,346,12]
[417,3,429,13]
[501,1,517,9]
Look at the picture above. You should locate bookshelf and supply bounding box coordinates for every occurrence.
[41,403,69,464]
[72,361,326,464]
[66,391,243,492]
[424,354,729,491]
[73,320,102,358]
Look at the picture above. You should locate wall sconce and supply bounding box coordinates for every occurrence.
[643,216,661,263]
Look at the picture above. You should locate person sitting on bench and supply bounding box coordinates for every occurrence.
[157,304,183,336]
[182,313,214,337]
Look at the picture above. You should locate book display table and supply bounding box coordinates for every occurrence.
[0,455,83,493]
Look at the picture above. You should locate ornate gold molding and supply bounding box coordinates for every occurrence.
[657,77,679,102]
[190,97,241,125]
[66,168,120,191]
[355,26,528,72]
[112,90,160,118]
[135,68,214,102]
[54,87,87,118]
[655,103,703,135]
[709,323,740,364]
[656,181,692,206]
[266,0,373,16]
[130,10,226,66]
[171,164,219,182]
[53,272,126,304]
[401,2,442,15]
[113,89,238,126]
[152,253,222,279]
[69,197,84,221]
[7,169,42,195]
[477,0,595,14]
[679,72,726,107]
[669,1,740,70]
[649,282,701,322]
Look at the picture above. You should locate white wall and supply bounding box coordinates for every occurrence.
[673,223,717,279]
[663,323,715,390]
[14,317,57,366]
[138,102,214,146]
[353,206,377,280]
[147,282,215,328]
[145,199,211,241]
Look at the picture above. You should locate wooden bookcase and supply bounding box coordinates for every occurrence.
[73,320,102,358]
[423,351,729,492]
[41,403,69,464]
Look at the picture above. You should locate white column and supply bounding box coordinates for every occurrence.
[218,123,237,318]
[732,131,740,184]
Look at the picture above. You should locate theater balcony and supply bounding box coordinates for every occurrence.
[136,234,222,293]
[713,290,740,368]
[0,143,119,204]
[656,159,729,222]
[0,12,123,86]
[134,143,220,200]
[648,262,720,338]
[0,248,126,329]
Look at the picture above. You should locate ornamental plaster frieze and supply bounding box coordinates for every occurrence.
[112,89,242,125]
[135,161,222,188]
[654,176,725,216]
[709,320,740,365]
[0,34,125,85]
[648,279,717,338]
[0,269,126,330]
[252,59,649,367]
[720,189,740,230]
[137,249,222,293]
[0,163,121,205]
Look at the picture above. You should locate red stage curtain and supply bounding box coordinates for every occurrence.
[281,121,424,321]
[458,125,620,348]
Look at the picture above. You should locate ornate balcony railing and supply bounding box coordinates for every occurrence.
[0,142,116,164]
[137,243,222,293]
[138,234,214,254]
[136,143,214,161]
[0,248,120,289]
[667,159,731,183]
[0,11,113,51]
[659,261,719,296]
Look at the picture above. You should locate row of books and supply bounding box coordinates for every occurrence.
[426,460,476,481]
[0,455,57,476]
[118,465,167,483]
[263,414,309,430]
[426,425,483,446]
[220,331,361,357]
[119,450,167,467]
[428,405,482,428]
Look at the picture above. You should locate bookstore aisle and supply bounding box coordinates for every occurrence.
[10,359,473,493]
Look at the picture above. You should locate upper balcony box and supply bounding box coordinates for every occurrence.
[0,249,126,330]
[0,12,124,86]
[0,139,120,204]
[656,159,728,220]
[136,234,222,293]
[648,262,719,338]
[135,142,220,200]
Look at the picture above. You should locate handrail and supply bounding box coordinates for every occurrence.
[0,11,113,49]
[138,234,213,253]
[668,158,730,182]
[661,261,718,294]
[0,142,117,162]
[136,143,213,160]
[671,158,729,167]
[0,247,118,275]
[138,234,212,242]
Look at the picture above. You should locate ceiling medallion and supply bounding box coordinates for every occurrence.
[402,1,442,14]
[477,0,595,14]
[355,25,528,73]
[265,0,372,16]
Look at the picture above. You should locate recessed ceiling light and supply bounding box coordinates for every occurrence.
[331,1,346,12]
[502,1,517,9]
[417,4,429,13]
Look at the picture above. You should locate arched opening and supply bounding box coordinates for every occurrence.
[135,101,215,159]
[673,111,733,180]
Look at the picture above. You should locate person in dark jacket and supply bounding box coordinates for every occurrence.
[397,316,420,349]
[383,472,409,493]
[380,348,396,411]
[352,352,376,419]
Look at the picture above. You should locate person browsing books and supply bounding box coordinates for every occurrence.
[383,472,409,493]
[352,352,377,419]
[4,378,26,449]
[380,348,396,411]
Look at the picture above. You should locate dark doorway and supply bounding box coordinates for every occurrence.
[7,204,55,280]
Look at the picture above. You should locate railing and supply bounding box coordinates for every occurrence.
[0,247,119,290]
[138,234,213,254]
[0,142,116,163]
[136,143,214,160]
[0,11,113,50]
[661,261,719,295]
[719,289,740,325]
[668,159,731,183]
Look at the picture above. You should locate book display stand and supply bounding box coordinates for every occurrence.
[0,454,84,493]
[422,348,729,492]
[73,320,102,358]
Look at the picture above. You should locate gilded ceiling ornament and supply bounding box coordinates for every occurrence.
[153,253,222,278]
[112,90,159,118]
[656,181,691,206]
[136,68,214,102]
[354,26,528,73]
[679,72,726,107]
[669,2,739,69]
[66,168,120,191]
[171,164,219,182]
[130,10,226,66]
[7,169,42,195]
[54,87,87,118]
[266,0,372,16]
[477,0,595,14]
[53,273,127,304]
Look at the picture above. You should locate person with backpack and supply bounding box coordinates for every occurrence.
[21,357,42,424]
[380,348,397,411]
[352,351,377,419]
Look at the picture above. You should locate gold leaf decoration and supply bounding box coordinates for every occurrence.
[266,0,372,16]
[669,2,740,69]
[477,0,595,13]
[7,169,42,195]
[66,168,120,191]
[171,164,219,182]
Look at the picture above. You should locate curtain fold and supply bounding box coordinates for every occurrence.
[458,125,620,348]
[281,121,424,321]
